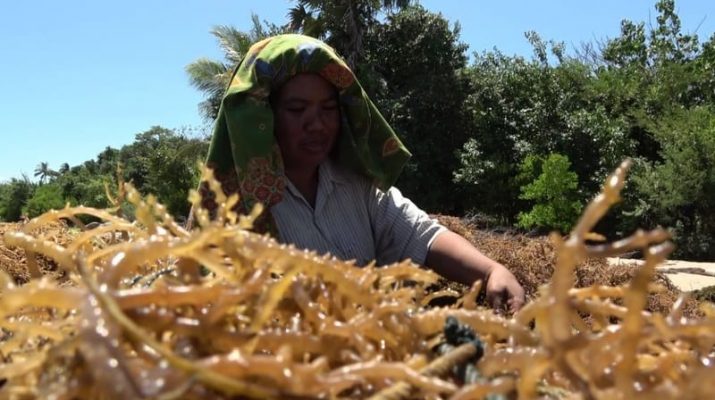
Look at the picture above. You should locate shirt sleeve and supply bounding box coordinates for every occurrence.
[368,185,447,266]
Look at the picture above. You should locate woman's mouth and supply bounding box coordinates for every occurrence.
[301,140,327,153]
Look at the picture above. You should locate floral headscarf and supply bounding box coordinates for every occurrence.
[201,34,411,233]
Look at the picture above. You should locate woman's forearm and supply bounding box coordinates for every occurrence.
[425,229,526,311]
[424,230,503,286]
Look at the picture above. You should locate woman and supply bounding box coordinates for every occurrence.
[200,34,525,312]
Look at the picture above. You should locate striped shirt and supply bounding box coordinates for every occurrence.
[270,160,446,266]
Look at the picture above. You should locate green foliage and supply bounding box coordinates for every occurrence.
[0,177,34,221]
[64,174,112,209]
[45,152,116,212]
[23,183,65,218]
[0,0,708,262]
[602,20,648,67]
[363,5,471,213]
[453,139,492,187]
[516,154,583,233]
[186,14,287,120]
[451,0,714,257]
[33,162,57,185]
[590,0,715,258]
[630,106,715,259]
[288,0,412,68]
[0,127,208,223]
[186,0,715,259]
[454,44,633,220]
[104,126,207,218]
[0,0,710,261]
[602,0,698,70]
[128,127,207,218]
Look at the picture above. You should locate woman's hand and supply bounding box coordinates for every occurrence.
[484,265,525,313]
[426,230,526,313]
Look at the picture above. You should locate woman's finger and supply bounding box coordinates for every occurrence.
[488,290,506,315]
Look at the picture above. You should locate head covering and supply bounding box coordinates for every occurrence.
[200,34,411,233]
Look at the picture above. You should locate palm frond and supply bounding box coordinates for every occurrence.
[211,25,253,64]
[185,58,231,95]
[249,13,269,38]
[198,99,221,121]
[287,4,309,32]
[305,13,330,39]
[186,58,230,121]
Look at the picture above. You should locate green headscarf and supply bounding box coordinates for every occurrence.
[201,34,411,233]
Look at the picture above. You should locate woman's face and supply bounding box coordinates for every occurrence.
[273,73,340,172]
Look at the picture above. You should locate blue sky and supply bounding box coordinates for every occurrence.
[1,0,712,183]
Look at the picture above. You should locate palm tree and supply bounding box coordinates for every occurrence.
[34,162,55,185]
[58,163,70,175]
[287,0,412,69]
[186,14,285,121]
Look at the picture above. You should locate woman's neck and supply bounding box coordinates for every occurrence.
[285,166,319,207]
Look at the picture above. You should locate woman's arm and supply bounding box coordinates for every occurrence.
[425,230,525,313]
[364,183,525,312]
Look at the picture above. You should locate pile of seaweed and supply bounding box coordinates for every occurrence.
[0,161,713,399]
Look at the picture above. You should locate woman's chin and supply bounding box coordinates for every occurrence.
[286,154,328,171]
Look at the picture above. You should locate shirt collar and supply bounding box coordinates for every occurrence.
[319,159,350,186]
[282,160,349,204]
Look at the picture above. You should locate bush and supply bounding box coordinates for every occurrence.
[0,178,34,222]
[23,183,65,218]
[629,106,715,259]
[517,153,583,233]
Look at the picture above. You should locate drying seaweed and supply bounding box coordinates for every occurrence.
[0,160,712,399]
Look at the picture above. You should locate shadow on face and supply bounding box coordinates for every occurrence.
[271,73,341,172]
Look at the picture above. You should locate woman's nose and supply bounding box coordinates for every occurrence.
[304,107,327,132]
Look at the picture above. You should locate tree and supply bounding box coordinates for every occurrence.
[96,146,120,175]
[23,183,65,218]
[595,0,706,161]
[629,106,715,260]
[454,40,634,221]
[602,20,648,68]
[648,0,699,66]
[59,172,112,210]
[363,5,471,213]
[33,162,56,185]
[186,14,286,120]
[58,163,70,175]
[288,0,412,69]
[590,0,715,257]
[0,176,34,221]
[117,126,208,218]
